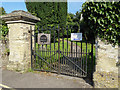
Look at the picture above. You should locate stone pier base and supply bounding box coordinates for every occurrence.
[94,71,118,88]
[7,61,31,72]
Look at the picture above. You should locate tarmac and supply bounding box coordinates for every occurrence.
[1,69,93,88]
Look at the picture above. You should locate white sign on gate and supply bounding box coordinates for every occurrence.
[71,33,82,41]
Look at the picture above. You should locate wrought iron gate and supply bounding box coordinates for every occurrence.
[30,26,94,77]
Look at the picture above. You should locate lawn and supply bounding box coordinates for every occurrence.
[34,40,71,70]
[64,38,95,54]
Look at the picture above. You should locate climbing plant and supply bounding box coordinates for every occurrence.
[82,2,120,45]
[0,7,8,38]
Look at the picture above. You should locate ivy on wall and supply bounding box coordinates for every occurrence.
[0,7,9,39]
[82,2,120,45]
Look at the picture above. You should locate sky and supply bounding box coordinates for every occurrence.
[0,1,84,14]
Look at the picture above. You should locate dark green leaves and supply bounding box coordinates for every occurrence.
[0,7,8,38]
[81,2,120,45]
[25,2,67,28]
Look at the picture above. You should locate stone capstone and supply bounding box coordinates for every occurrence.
[1,10,40,23]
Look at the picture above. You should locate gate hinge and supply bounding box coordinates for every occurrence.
[31,50,34,55]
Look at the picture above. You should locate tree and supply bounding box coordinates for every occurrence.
[25,2,67,28]
[0,7,8,38]
[81,2,120,45]
[66,11,81,38]
[25,2,67,41]
[0,7,6,15]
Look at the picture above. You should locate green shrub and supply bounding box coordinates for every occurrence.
[82,2,120,45]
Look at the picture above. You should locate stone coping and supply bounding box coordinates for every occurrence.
[5,20,36,25]
[0,10,40,23]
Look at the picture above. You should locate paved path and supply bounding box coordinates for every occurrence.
[2,69,93,88]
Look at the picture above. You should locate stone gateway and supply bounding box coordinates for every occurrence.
[1,10,40,72]
[1,10,119,88]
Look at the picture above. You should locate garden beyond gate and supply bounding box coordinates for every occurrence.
[30,26,94,77]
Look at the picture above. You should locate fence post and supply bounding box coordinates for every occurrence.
[58,25,60,74]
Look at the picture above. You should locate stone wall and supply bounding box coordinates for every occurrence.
[93,38,118,88]
[0,37,9,69]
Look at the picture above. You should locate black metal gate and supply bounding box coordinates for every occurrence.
[30,26,94,77]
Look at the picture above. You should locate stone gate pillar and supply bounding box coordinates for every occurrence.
[93,38,118,88]
[1,10,40,72]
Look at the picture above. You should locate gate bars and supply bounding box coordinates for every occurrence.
[30,25,94,77]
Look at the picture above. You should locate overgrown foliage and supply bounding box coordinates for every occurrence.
[0,7,9,54]
[25,2,67,42]
[0,7,6,15]
[25,2,67,28]
[82,2,120,45]
[66,12,81,38]
[0,7,9,39]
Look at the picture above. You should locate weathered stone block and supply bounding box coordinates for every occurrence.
[0,39,9,69]
[93,38,118,88]
[94,71,118,88]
